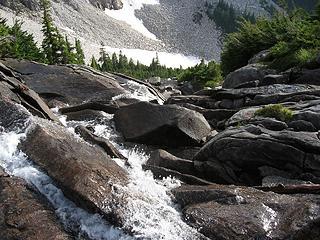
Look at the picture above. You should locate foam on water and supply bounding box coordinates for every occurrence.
[105,0,159,40]
[0,126,132,240]
[113,80,160,103]
[261,203,278,237]
[69,114,205,240]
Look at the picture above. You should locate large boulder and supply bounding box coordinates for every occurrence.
[172,184,320,240]
[19,118,128,225]
[222,64,276,89]
[193,125,320,185]
[292,68,320,85]
[146,149,196,175]
[114,102,211,147]
[1,58,126,105]
[211,84,320,109]
[0,167,72,240]
[0,62,58,122]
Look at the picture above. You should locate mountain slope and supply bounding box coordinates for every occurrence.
[0,0,279,66]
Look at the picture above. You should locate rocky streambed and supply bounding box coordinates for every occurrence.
[1,58,320,239]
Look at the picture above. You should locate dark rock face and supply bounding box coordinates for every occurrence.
[222,64,276,89]
[0,168,72,240]
[172,184,320,240]
[75,125,127,161]
[114,101,211,147]
[65,109,105,121]
[293,69,320,85]
[0,0,40,11]
[1,59,126,105]
[166,95,217,109]
[0,61,58,125]
[193,125,320,185]
[146,149,196,176]
[144,149,211,185]
[19,120,128,224]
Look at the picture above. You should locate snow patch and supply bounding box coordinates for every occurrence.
[96,45,201,68]
[105,0,159,40]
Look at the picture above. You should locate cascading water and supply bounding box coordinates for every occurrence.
[0,122,132,240]
[0,79,206,239]
[55,83,207,239]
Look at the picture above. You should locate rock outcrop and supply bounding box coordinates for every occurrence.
[1,59,126,105]
[0,167,72,240]
[193,125,320,185]
[222,64,276,89]
[173,184,320,240]
[19,119,128,225]
[114,101,211,147]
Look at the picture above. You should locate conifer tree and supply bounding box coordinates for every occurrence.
[63,35,76,64]
[111,52,119,71]
[98,44,112,71]
[75,39,85,64]
[90,55,100,70]
[41,0,67,64]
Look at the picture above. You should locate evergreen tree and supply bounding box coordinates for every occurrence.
[75,39,85,64]
[41,0,67,64]
[90,55,100,70]
[63,35,76,64]
[40,0,83,65]
[111,52,119,71]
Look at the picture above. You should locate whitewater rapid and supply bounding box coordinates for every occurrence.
[0,121,132,240]
[56,80,206,239]
[0,78,206,239]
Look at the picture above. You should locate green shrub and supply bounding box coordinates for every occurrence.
[178,60,223,88]
[221,7,320,75]
[0,19,42,61]
[254,104,293,122]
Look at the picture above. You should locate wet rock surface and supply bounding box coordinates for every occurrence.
[173,184,320,240]
[1,57,320,239]
[0,167,72,240]
[19,120,128,225]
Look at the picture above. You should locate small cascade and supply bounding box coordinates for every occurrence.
[60,110,206,240]
[0,125,132,240]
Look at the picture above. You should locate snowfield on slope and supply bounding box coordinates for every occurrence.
[105,0,160,40]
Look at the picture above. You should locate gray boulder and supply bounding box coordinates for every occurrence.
[1,58,126,105]
[293,68,320,85]
[193,125,320,185]
[146,149,196,175]
[19,119,128,225]
[114,102,211,147]
[248,49,270,64]
[172,184,320,240]
[222,64,276,89]
[0,167,72,240]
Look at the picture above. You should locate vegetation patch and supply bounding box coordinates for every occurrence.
[205,0,255,34]
[254,104,293,122]
[221,2,320,76]
[177,60,223,88]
